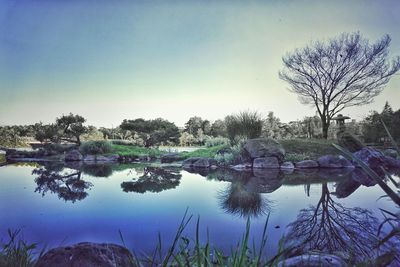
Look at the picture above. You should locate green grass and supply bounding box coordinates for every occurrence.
[110,144,163,158]
[0,154,5,164]
[280,139,338,161]
[180,144,227,159]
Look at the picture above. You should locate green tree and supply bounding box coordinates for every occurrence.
[56,113,89,145]
[120,118,180,147]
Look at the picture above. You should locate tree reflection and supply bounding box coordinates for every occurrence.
[285,183,399,263]
[121,167,182,193]
[33,165,93,203]
[217,171,277,218]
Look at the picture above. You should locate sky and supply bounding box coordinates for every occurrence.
[0,0,399,127]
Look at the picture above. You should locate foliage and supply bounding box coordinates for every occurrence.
[214,139,246,166]
[362,102,400,144]
[111,144,162,158]
[280,32,400,138]
[0,154,5,163]
[120,118,180,147]
[225,111,263,142]
[181,144,227,159]
[179,132,197,146]
[204,136,230,147]
[56,113,89,145]
[0,230,41,267]
[210,119,227,137]
[79,140,113,155]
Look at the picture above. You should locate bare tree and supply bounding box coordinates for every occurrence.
[280,32,400,139]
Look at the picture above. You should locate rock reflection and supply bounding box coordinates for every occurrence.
[121,167,182,193]
[284,183,399,263]
[33,163,93,203]
[216,170,279,218]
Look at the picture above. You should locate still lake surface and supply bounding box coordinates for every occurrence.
[0,161,398,260]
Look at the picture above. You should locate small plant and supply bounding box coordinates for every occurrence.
[79,140,113,155]
[0,229,41,267]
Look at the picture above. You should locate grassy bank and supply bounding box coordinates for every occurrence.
[280,139,338,161]
[180,144,227,159]
[0,154,5,164]
[110,144,163,158]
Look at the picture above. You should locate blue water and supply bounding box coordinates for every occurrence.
[0,162,398,260]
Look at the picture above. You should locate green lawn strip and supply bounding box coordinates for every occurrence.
[279,139,338,161]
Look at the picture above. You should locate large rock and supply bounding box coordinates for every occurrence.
[65,150,83,161]
[182,157,202,168]
[352,147,400,171]
[295,160,319,169]
[243,138,285,162]
[193,158,217,168]
[253,157,280,169]
[35,242,134,267]
[317,155,354,168]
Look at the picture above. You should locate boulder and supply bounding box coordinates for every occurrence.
[384,148,399,159]
[35,242,134,267]
[182,157,202,167]
[280,161,295,169]
[295,160,319,169]
[193,158,217,168]
[317,155,354,168]
[161,153,183,163]
[231,163,252,171]
[65,150,83,162]
[352,147,400,171]
[253,157,280,169]
[243,138,285,162]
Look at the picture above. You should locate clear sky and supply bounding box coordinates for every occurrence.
[1,0,399,127]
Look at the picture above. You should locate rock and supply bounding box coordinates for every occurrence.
[253,157,280,169]
[161,153,183,163]
[384,148,399,159]
[252,168,280,180]
[182,157,202,168]
[353,147,400,173]
[295,160,319,169]
[193,158,214,168]
[35,242,134,267]
[243,138,285,162]
[280,161,295,169]
[277,253,346,267]
[65,150,83,161]
[318,155,354,168]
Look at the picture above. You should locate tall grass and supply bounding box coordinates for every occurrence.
[225,111,263,143]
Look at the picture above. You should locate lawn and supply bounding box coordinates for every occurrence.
[180,144,227,159]
[110,144,163,158]
[279,138,339,161]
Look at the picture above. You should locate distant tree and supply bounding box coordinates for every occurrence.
[179,132,197,146]
[210,119,227,137]
[262,111,282,139]
[280,32,400,139]
[56,113,89,145]
[184,116,204,137]
[34,123,60,144]
[120,118,180,147]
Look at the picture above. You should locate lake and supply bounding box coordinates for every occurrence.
[0,162,398,262]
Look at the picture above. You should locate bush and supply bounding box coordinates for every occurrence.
[225,111,263,142]
[79,141,112,155]
[205,136,230,147]
[214,140,247,166]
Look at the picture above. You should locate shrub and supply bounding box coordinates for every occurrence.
[205,136,230,147]
[79,141,112,155]
[225,111,263,143]
[214,139,247,166]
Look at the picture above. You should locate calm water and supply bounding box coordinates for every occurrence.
[0,162,399,261]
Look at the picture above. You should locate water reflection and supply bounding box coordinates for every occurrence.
[121,167,182,194]
[33,163,93,203]
[284,183,400,263]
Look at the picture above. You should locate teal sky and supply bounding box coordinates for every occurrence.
[1,0,399,127]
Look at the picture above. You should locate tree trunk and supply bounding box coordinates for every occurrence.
[322,121,330,139]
